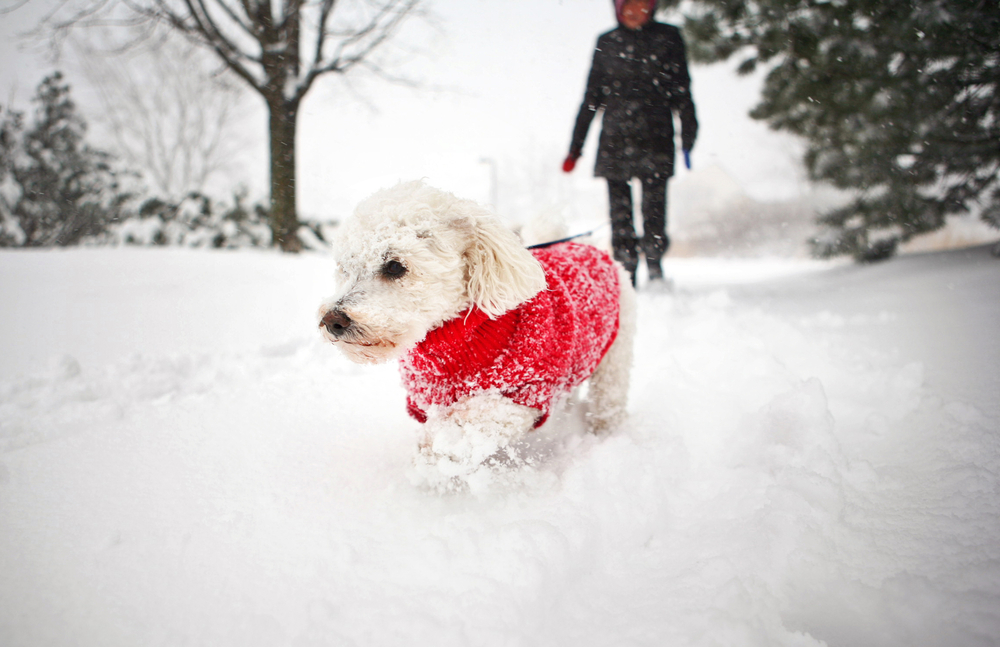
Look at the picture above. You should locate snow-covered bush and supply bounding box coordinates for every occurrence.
[107,191,272,249]
[105,190,339,251]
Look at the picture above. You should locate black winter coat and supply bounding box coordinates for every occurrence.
[569,21,698,181]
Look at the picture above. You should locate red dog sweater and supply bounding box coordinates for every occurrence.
[400,242,621,428]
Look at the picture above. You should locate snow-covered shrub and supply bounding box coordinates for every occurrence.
[107,190,272,249]
[106,190,339,251]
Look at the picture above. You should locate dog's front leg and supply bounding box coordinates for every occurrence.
[415,391,540,486]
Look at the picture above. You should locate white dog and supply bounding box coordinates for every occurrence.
[318,181,635,483]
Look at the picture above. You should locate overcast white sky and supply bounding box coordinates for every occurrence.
[1,0,812,223]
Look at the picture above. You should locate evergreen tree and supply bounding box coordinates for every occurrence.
[0,107,25,246]
[0,72,131,247]
[666,0,1000,261]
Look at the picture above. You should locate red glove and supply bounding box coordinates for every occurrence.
[562,155,578,173]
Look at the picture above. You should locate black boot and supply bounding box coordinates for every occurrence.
[647,258,663,281]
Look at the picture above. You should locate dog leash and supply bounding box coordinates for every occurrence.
[526,223,609,249]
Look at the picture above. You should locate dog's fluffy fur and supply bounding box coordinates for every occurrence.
[318,181,635,479]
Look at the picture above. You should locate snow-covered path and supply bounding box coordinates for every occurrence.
[1,246,998,646]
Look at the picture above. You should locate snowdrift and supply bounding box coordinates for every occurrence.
[1,245,998,646]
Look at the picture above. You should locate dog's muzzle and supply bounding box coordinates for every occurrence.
[320,309,354,337]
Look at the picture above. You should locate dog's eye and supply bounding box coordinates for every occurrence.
[380,260,407,279]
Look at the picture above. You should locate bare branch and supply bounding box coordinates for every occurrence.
[149,0,265,91]
[0,0,34,16]
[309,0,337,75]
[299,0,419,100]
[199,0,260,43]
[328,0,398,63]
[240,0,272,35]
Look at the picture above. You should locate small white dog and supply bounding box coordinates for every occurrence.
[318,181,635,482]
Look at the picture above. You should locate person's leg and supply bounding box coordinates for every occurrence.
[640,177,669,280]
[607,178,638,285]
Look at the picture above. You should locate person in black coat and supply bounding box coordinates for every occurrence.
[563,0,698,286]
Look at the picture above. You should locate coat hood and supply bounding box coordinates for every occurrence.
[614,0,657,23]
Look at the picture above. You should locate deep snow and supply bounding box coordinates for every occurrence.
[1,244,999,646]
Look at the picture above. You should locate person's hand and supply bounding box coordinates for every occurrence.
[562,154,579,173]
[683,149,691,170]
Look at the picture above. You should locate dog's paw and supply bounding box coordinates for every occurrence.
[411,418,520,494]
[409,392,540,493]
[412,445,498,494]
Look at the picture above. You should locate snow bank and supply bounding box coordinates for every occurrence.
[1,247,998,646]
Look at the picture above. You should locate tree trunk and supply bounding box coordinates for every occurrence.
[268,97,302,252]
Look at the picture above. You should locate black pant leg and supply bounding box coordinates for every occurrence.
[640,177,669,268]
[607,179,638,278]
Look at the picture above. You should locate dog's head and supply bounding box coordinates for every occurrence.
[318,180,547,364]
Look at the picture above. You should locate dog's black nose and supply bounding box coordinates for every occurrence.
[321,309,353,336]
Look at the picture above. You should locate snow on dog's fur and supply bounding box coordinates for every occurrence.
[318,181,635,490]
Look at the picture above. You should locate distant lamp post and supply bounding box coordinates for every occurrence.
[479,157,498,212]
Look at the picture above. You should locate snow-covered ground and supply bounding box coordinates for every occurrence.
[1,244,998,646]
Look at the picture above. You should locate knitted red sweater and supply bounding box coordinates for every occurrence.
[400,242,621,428]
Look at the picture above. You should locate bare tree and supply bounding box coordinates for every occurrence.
[75,33,251,200]
[28,0,423,251]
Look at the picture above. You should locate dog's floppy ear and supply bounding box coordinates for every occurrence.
[463,215,546,318]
